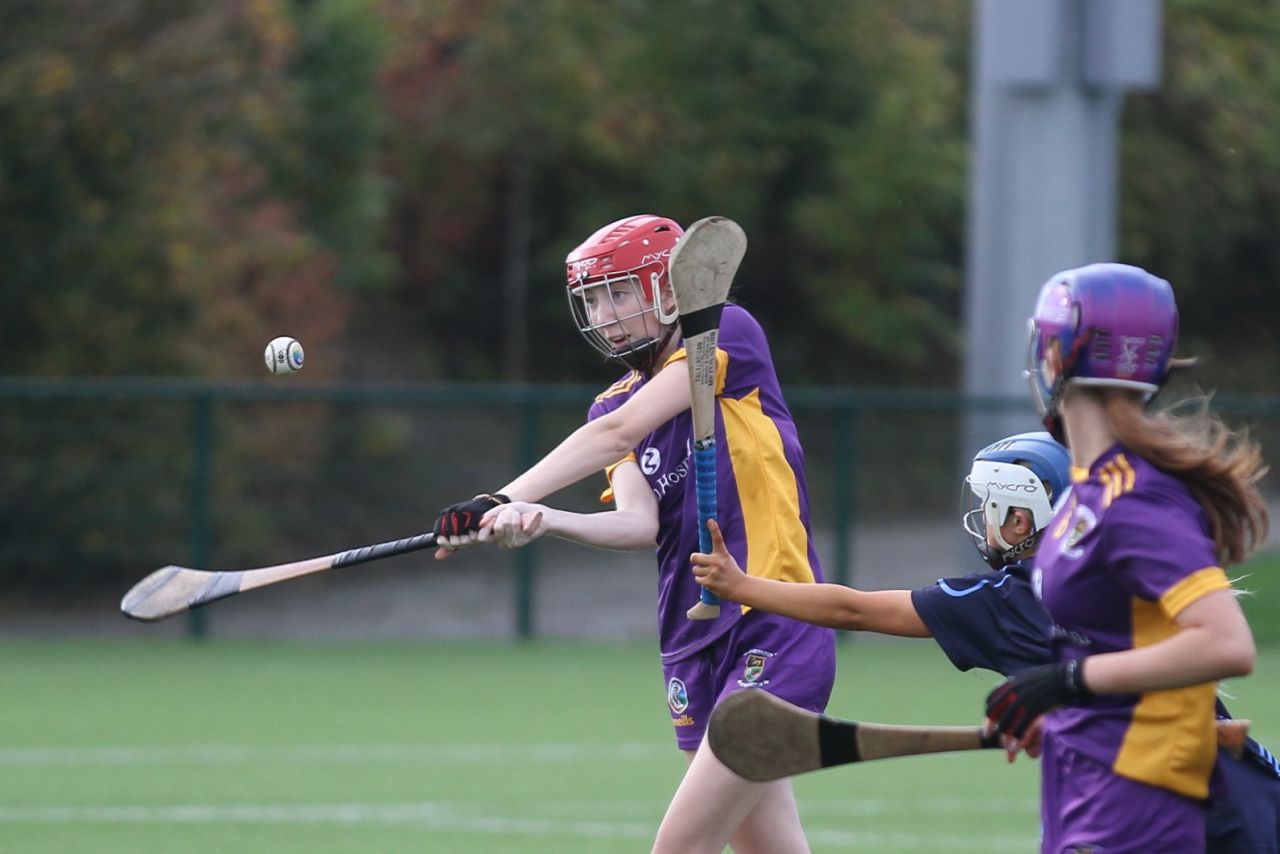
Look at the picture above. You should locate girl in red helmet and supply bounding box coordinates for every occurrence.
[432,214,836,853]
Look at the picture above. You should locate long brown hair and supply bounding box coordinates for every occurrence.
[1104,393,1270,566]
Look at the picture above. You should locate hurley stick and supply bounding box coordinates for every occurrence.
[667,216,747,621]
[708,689,1001,782]
[120,532,437,622]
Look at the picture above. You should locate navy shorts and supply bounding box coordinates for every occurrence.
[661,611,835,750]
[1207,744,1280,853]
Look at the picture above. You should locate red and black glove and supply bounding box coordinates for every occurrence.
[433,493,511,539]
[985,659,1091,739]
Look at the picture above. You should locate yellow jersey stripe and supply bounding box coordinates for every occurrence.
[1160,566,1232,618]
[722,388,813,588]
[1115,453,1136,492]
[1099,456,1138,508]
[599,452,638,504]
[1113,595,1218,798]
[1100,468,1116,508]
[595,372,643,403]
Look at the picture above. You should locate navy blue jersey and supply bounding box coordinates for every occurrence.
[912,564,1280,852]
[909,566,1050,675]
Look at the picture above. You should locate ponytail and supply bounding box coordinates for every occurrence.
[1104,394,1269,566]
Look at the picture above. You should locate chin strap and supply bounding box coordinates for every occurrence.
[655,274,679,325]
[616,323,678,373]
[978,528,1044,571]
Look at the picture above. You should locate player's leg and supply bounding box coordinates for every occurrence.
[725,775,808,854]
[652,613,835,853]
[717,614,835,852]
[651,742,807,854]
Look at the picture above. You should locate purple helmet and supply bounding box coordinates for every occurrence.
[1026,263,1178,434]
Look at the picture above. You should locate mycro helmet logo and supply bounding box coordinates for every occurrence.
[640,248,672,265]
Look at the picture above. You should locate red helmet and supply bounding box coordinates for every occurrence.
[565,215,684,371]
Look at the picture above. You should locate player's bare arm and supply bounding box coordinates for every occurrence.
[1075,588,1255,695]
[481,463,659,552]
[497,361,692,504]
[433,364,689,559]
[691,519,929,637]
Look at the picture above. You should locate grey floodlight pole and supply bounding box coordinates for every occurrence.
[962,0,1162,452]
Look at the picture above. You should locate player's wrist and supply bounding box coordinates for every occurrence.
[1062,658,1092,700]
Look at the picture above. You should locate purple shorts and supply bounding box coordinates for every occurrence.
[661,611,835,750]
[1041,727,1207,853]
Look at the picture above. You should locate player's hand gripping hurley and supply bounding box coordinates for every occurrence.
[120,532,437,622]
[668,216,747,621]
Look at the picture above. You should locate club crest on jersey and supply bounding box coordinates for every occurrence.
[641,447,661,475]
[738,649,774,687]
[1056,503,1098,560]
[667,678,689,714]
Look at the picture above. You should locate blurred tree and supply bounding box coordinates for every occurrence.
[0,0,393,378]
[3,0,1278,596]
[1120,0,1280,393]
[275,0,393,293]
[0,0,388,594]
[1,0,1275,388]
[372,0,968,385]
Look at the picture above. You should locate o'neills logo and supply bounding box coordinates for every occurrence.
[672,714,696,727]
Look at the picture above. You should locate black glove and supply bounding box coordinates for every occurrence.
[433,493,511,538]
[985,659,1092,739]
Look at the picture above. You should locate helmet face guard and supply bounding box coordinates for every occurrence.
[564,215,683,372]
[1026,264,1179,435]
[566,272,669,371]
[962,431,1071,569]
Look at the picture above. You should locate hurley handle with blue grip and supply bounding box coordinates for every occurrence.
[690,440,721,618]
[667,216,748,621]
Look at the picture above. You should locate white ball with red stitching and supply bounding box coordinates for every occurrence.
[264,336,304,374]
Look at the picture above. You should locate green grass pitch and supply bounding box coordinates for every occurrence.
[1,636,1277,853]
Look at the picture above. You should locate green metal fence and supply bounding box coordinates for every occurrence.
[3,378,1277,639]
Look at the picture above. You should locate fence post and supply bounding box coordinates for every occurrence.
[514,394,540,640]
[831,404,858,649]
[187,392,214,639]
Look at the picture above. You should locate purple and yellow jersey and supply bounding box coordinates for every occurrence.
[587,304,823,663]
[1036,443,1233,799]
